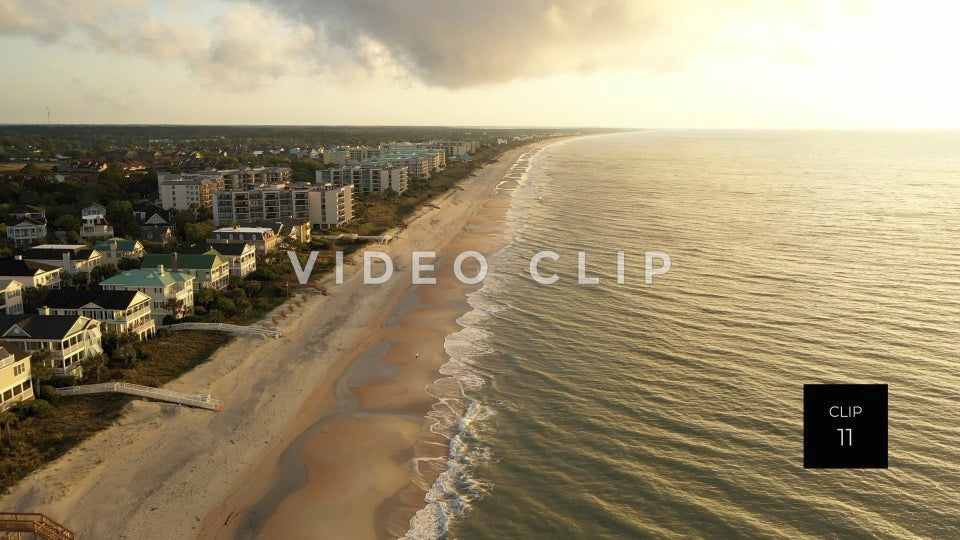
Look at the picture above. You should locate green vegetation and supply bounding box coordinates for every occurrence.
[0,330,231,491]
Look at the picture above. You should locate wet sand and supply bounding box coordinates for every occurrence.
[204,146,546,539]
[0,140,554,539]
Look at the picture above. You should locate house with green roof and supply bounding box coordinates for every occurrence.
[94,238,146,266]
[141,252,230,291]
[99,267,195,324]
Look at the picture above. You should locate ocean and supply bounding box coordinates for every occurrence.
[414,131,960,538]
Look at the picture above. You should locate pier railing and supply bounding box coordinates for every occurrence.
[57,382,222,410]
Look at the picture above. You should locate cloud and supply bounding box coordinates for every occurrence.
[0,0,314,90]
[257,0,666,88]
[0,0,883,91]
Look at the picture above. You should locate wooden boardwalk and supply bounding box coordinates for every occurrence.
[57,382,222,410]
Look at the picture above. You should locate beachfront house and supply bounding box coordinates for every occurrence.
[132,202,170,225]
[0,280,24,315]
[41,289,156,340]
[207,227,279,258]
[24,244,104,276]
[190,244,257,278]
[141,224,175,244]
[0,258,62,289]
[0,342,33,410]
[6,217,48,247]
[79,215,114,241]
[141,252,230,290]
[99,267,195,324]
[0,314,103,378]
[81,203,107,218]
[93,238,146,266]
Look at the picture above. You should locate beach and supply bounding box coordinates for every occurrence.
[0,140,551,539]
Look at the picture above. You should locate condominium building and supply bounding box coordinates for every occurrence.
[216,166,292,190]
[24,244,104,275]
[317,164,409,194]
[422,140,479,158]
[212,183,353,230]
[141,252,230,290]
[158,172,224,211]
[376,145,446,173]
[99,267,195,324]
[158,167,292,210]
[323,146,374,166]
[0,343,33,410]
[41,289,156,340]
[0,314,103,378]
[0,280,24,315]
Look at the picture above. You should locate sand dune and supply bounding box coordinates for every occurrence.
[1,140,554,539]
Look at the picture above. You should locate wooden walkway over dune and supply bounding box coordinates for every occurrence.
[165,322,282,339]
[58,382,223,410]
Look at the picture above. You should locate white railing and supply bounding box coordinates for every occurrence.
[58,382,222,410]
[165,322,281,338]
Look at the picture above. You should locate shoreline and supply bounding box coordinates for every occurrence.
[202,140,554,538]
[0,138,560,539]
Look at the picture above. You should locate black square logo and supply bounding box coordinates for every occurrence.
[803,384,888,469]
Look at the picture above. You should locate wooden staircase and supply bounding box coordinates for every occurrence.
[0,512,75,539]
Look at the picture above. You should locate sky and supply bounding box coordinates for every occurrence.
[1,0,959,128]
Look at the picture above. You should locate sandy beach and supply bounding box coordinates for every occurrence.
[0,140,553,539]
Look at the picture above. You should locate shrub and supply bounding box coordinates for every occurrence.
[37,385,60,403]
[13,399,52,419]
[49,376,78,388]
[212,296,236,314]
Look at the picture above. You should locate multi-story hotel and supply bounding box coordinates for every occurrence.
[158,172,225,211]
[212,182,354,229]
[316,164,409,194]
[158,167,293,211]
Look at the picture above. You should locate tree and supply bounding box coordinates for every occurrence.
[184,222,214,244]
[165,297,185,319]
[0,410,15,449]
[30,350,54,392]
[117,257,140,270]
[90,264,119,284]
[53,214,81,233]
[106,200,140,237]
[82,354,108,383]
[173,210,196,232]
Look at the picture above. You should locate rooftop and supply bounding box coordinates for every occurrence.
[99,267,194,288]
[0,259,60,276]
[42,289,145,310]
[142,252,226,271]
[0,314,95,340]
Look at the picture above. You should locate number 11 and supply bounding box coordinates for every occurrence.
[838,428,853,446]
